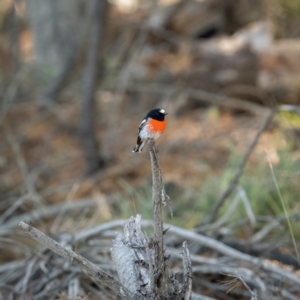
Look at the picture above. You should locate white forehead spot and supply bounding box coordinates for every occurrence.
[159,109,165,114]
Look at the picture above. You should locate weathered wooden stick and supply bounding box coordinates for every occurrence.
[147,139,168,295]
[111,139,191,299]
[18,221,133,299]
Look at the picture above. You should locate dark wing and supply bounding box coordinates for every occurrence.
[132,118,148,152]
[137,118,147,134]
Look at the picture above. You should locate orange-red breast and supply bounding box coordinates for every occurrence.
[132,108,168,153]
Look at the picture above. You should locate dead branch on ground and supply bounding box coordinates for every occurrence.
[19,221,132,299]
[203,109,275,225]
[1,199,96,236]
[17,139,192,299]
[76,219,300,286]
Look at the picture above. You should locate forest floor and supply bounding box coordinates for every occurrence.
[1,96,300,299]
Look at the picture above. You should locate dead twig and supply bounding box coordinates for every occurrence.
[197,267,264,297]
[74,219,127,243]
[182,241,192,300]
[148,139,173,216]
[191,293,217,300]
[196,185,255,233]
[0,199,97,235]
[68,277,80,299]
[188,88,269,117]
[50,182,79,232]
[79,219,300,286]
[18,221,133,299]
[161,222,300,286]
[250,219,281,243]
[223,271,258,300]
[122,83,268,116]
[1,67,26,120]
[203,109,275,225]
[168,248,266,294]
[5,129,40,203]
[0,194,30,225]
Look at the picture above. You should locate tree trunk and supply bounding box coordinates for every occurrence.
[80,0,108,175]
[26,0,91,69]
[26,0,108,174]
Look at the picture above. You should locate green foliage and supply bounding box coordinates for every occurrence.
[278,110,300,128]
[278,0,300,17]
[243,149,299,215]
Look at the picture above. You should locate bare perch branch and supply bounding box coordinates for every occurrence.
[147,139,168,294]
[18,221,132,299]
[148,139,173,217]
[111,140,187,298]
[203,109,275,225]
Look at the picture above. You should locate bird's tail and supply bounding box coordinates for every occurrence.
[132,139,145,153]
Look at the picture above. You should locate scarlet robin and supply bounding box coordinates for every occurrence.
[132,108,168,153]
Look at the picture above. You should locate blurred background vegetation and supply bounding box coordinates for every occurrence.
[1,0,300,299]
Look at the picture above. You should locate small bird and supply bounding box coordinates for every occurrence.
[132,108,168,153]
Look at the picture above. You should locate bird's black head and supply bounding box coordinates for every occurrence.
[146,108,168,121]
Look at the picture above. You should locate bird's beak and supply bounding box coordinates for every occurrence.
[165,112,168,115]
